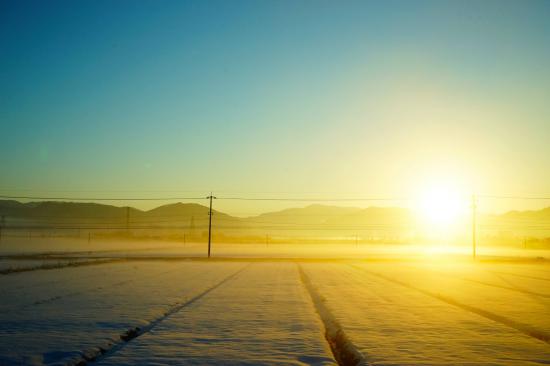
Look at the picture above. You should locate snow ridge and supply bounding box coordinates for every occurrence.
[67,263,251,366]
[490,270,550,283]
[0,258,124,275]
[424,268,550,299]
[350,264,550,346]
[298,264,369,366]
[11,267,179,312]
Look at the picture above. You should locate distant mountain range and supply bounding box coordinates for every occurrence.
[0,200,239,229]
[1,200,549,242]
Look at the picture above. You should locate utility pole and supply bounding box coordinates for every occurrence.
[471,194,477,260]
[0,215,4,243]
[125,206,130,235]
[207,194,216,258]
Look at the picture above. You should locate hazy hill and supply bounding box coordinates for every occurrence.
[248,204,362,225]
[1,200,548,241]
[144,202,240,223]
[0,200,242,229]
[324,207,413,227]
[496,207,550,222]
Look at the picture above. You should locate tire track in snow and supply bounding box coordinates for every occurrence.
[349,264,550,346]
[298,264,369,366]
[68,263,251,366]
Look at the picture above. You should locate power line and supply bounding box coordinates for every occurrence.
[2,194,550,202]
[0,195,207,201]
[478,195,550,200]
[216,197,408,202]
[1,225,420,231]
[0,195,406,202]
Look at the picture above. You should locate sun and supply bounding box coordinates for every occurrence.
[416,183,466,228]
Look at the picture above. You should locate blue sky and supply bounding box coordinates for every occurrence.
[1,0,550,213]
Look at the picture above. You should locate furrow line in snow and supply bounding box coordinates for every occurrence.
[68,263,251,366]
[456,276,550,298]
[298,264,369,366]
[489,270,550,283]
[0,246,185,261]
[0,258,125,275]
[407,266,550,299]
[0,261,131,296]
[349,264,550,346]
[8,267,182,312]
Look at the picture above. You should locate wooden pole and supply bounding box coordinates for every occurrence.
[472,194,477,260]
[126,206,130,235]
[207,194,216,258]
[0,215,4,243]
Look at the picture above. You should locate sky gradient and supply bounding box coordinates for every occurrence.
[1,0,550,214]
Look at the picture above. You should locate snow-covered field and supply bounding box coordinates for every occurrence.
[302,263,550,365]
[1,256,549,365]
[96,263,335,366]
